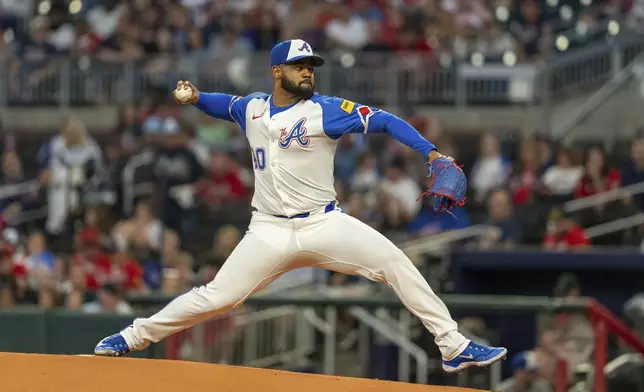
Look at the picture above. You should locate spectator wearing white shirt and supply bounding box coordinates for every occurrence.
[37,117,104,237]
[86,0,126,40]
[470,132,511,203]
[542,148,584,203]
[83,283,133,315]
[324,0,370,50]
[380,156,422,221]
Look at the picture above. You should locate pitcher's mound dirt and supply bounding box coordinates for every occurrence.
[0,352,484,392]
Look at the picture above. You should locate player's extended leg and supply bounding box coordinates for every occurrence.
[94,214,298,356]
[297,211,507,373]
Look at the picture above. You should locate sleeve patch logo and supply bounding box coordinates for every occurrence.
[357,105,372,116]
[340,99,356,114]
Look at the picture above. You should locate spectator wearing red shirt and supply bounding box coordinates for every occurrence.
[70,228,111,291]
[575,147,621,199]
[198,152,249,209]
[543,209,591,251]
[509,140,550,205]
[110,251,143,292]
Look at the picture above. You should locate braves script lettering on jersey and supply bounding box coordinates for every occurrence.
[96,39,506,373]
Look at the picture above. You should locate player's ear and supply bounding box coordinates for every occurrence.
[272,65,281,79]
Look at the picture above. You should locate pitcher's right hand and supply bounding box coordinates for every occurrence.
[173,80,200,104]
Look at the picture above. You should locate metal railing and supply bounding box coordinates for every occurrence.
[556,52,644,141]
[560,180,644,240]
[0,34,642,110]
[166,305,316,369]
[122,150,155,216]
[563,181,644,213]
[349,306,429,385]
[400,225,501,258]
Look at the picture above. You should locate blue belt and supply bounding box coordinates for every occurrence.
[273,201,336,219]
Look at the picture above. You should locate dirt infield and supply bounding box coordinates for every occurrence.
[0,352,484,392]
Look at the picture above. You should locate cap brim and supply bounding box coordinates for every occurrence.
[283,54,325,67]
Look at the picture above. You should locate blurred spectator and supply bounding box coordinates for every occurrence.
[0,151,34,223]
[86,0,126,40]
[63,263,94,311]
[541,148,583,204]
[508,0,548,61]
[543,209,591,251]
[335,135,365,186]
[280,0,320,43]
[151,123,205,245]
[82,282,133,314]
[621,134,644,209]
[113,103,143,159]
[379,155,422,223]
[38,117,104,238]
[22,231,56,277]
[207,18,253,77]
[551,273,594,376]
[475,21,521,60]
[198,151,249,211]
[350,153,380,197]
[470,132,511,203]
[479,189,522,249]
[509,140,548,205]
[497,351,553,392]
[110,250,144,292]
[324,0,370,50]
[574,146,621,199]
[162,251,195,294]
[245,3,282,50]
[201,225,242,268]
[112,200,163,253]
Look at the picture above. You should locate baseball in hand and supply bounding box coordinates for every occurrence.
[174,82,193,103]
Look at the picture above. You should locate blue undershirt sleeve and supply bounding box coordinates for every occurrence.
[193,92,268,133]
[321,96,436,159]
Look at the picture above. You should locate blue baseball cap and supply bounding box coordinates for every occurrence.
[512,351,539,372]
[270,39,325,68]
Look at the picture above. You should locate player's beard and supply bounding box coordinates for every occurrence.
[281,77,315,99]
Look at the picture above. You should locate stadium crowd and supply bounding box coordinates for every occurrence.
[0,0,640,69]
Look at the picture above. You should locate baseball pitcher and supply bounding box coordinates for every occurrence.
[95,39,507,373]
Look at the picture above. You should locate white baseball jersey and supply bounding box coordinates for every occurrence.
[224,93,379,218]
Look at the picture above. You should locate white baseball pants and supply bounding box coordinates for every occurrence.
[121,208,468,359]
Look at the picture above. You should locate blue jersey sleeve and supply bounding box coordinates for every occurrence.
[319,96,437,159]
[193,92,268,133]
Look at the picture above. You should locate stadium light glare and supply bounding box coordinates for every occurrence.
[560,5,573,21]
[580,0,592,6]
[69,0,82,14]
[546,0,558,7]
[575,22,588,35]
[340,53,355,68]
[495,6,509,22]
[38,1,51,15]
[503,52,517,66]
[555,36,569,51]
[439,52,452,67]
[608,20,620,35]
[470,52,484,67]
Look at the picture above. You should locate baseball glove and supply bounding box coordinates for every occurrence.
[418,156,467,212]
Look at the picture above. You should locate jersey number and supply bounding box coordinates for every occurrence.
[252,147,266,170]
